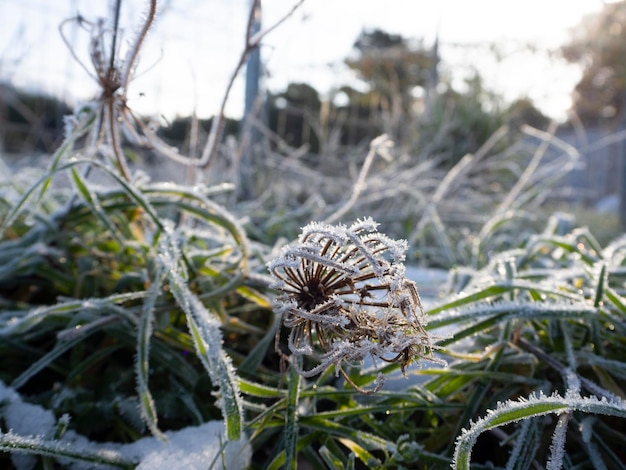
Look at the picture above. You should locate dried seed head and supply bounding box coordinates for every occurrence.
[268,218,439,393]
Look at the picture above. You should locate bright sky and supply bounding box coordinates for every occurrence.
[0,0,609,122]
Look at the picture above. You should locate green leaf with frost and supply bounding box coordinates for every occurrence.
[453,393,626,470]
[159,229,243,440]
[135,264,167,441]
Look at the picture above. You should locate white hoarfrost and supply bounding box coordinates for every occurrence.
[268,218,444,393]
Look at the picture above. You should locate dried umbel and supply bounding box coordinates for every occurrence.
[268,218,438,393]
[59,2,160,182]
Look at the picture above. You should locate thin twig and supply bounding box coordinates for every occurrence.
[323,134,392,225]
[198,0,306,169]
[109,0,123,74]
[495,121,558,214]
[121,0,158,91]
[108,100,132,181]
[59,17,98,82]
[248,0,306,46]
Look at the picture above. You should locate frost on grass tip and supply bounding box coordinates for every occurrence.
[268,218,440,393]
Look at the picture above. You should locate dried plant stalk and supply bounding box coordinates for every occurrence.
[59,0,163,182]
[268,217,439,393]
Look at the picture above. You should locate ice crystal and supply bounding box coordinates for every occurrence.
[547,412,570,470]
[267,218,440,393]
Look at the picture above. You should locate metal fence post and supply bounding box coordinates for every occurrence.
[240,0,262,200]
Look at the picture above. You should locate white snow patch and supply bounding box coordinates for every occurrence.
[0,381,251,469]
[127,421,251,470]
[404,266,448,302]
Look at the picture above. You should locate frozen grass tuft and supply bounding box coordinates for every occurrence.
[2,1,626,468]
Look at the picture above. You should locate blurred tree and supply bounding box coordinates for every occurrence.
[346,29,434,105]
[264,30,546,158]
[345,29,435,133]
[505,97,551,130]
[561,1,626,122]
[267,83,321,152]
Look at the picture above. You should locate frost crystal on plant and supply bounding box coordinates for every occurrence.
[268,218,438,393]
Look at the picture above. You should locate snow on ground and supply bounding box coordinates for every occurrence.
[122,422,251,470]
[404,266,449,305]
[0,381,251,469]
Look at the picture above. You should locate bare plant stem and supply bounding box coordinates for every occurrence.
[122,0,158,90]
[198,0,306,170]
[323,135,390,225]
[108,100,132,181]
[109,0,122,74]
[495,121,558,214]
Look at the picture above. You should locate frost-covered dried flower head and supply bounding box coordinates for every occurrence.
[267,217,437,393]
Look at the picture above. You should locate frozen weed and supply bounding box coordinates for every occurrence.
[268,217,442,393]
[59,0,159,181]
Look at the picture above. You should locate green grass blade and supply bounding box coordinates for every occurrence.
[239,377,285,398]
[158,223,244,440]
[165,259,243,440]
[428,283,581,316]
[594,263,607,308]
[604,287,626,316]
[69,167,124,244]
[299,416,394,452]
[546,412,570,470]
[338,438,381,469]
[0,430,135,469]
[319,445,345,469]
[284,365,301,470]
[505,418,542,470]
[135,265,167,441]
[453,394,626,470]
[530,236,598,266]
[11,335,85,390]
[1,293,145,336]
[185,309,243,440]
